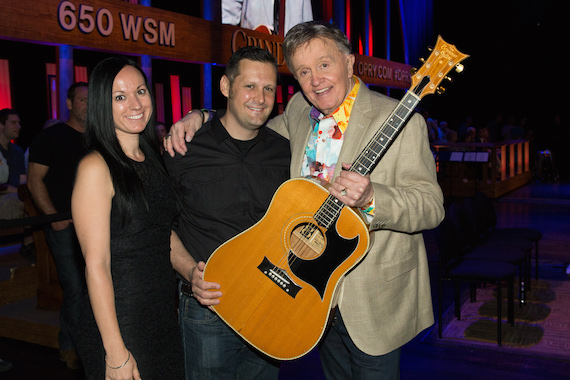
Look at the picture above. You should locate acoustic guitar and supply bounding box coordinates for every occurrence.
[203,36,468,360]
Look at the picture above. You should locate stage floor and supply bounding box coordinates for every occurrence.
[1,181,569,379]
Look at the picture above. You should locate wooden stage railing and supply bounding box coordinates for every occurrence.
[433,139,532,198]
[0,185,63,348]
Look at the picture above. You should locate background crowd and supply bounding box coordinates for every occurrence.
[420,111,569,181]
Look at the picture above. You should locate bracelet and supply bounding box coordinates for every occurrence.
[201,108,215,123]
[105,351,130,370]
[187,108,211,124]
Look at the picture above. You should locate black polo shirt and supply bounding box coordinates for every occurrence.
[164,113,291,263]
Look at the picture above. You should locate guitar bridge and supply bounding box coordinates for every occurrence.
[257,256,302,298]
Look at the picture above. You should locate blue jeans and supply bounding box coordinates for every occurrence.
[179,292,280,380]
[319,310,401,380]
[45,224,86,351]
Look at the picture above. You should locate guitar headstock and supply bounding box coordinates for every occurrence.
[410,36,469,99]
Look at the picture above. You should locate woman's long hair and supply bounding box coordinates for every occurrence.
[85,56,169,223]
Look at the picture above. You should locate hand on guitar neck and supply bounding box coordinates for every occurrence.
[306,163,373,208]
[331,163,374,208]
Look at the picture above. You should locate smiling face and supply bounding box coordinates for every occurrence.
[112,65,152,139]
[220,59,277,140]
[289,37,355,116]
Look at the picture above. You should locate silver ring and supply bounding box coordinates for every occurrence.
[340,188,347,196]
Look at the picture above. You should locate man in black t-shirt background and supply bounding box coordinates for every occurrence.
[28,82,88,370]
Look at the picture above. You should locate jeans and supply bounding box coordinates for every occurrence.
[319,310,401,380]
[45,224,86,351]
[179,292,280,380]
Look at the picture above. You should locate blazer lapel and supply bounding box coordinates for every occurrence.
[332,81,375,180]
[290,107,312,177]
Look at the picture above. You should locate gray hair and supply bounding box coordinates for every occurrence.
[283,21,352,71]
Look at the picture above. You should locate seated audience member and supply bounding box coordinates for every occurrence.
[500,115,516,141]
[437,120,449,143]
[426,118,439,148]
[155,122,167,153]
[476,126,490,143]
[0,150,8,185]
[155,122,167,143]
[462,126,476,143]
[0,108,26,220]
[447,129,458,144]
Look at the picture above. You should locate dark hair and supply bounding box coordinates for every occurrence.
[283,21,352,72]
[67,82,88,102]
[0,108,18,125]
[85,57,167,223]
[225,46,278,84]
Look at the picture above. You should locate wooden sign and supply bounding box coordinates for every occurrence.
[0,0,411,88]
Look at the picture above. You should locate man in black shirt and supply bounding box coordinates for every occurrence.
[28,82,88,370]
[165,47,290,379]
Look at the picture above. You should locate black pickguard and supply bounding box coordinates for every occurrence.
[287,224,359,300]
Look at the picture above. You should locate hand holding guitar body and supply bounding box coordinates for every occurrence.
[190,261,222,307]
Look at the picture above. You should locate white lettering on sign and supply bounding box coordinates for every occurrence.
[357,62,410,83]
[58,1,175,47]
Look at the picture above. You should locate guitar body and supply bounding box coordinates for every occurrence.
[203,178,370,360]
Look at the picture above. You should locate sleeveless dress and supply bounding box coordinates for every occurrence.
[76,158,184,379]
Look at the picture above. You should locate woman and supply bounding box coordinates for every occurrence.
[72,57,183,379]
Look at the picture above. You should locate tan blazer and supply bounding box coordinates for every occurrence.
[268,78,445,355]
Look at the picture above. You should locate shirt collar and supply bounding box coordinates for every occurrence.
[210,110,267,145]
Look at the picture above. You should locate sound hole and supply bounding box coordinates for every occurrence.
[290,223,325,259]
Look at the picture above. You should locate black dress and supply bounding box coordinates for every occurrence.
[76,159,184,379]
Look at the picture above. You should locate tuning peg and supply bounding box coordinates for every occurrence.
[419,57,426,63]
[455,63,465,73]
[436,87,446,95]
[410,67,418,75]
[427,46,433,52]
[444,76,453,82]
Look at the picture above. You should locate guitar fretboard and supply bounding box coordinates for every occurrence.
[314,91,421,230]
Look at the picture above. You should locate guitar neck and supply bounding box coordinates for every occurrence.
[351,91,421,177]
[314,35,469,230]
[314,91,421,230]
